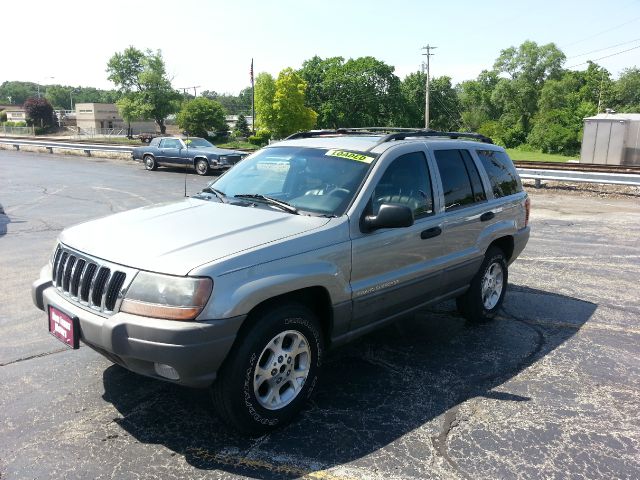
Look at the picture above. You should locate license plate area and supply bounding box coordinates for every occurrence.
[48,306,80,349]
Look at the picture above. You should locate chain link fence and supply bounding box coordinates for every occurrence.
[0,126,36,136]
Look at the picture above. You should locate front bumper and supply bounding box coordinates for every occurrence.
[32,276,245,388]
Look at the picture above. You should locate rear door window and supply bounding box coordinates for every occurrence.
[434,150,486,211]
[476,150,523,198]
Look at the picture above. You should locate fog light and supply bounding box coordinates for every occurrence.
[154,362,179,380]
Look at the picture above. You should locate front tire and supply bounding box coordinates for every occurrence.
[195,159,210,176]
[211,303,324,435]
[143,155,157,171]
[457,246,508,322]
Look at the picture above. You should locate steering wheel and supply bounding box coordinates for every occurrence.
[326,187,350,198]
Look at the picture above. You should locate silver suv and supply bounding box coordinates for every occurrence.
[32,129,530,434]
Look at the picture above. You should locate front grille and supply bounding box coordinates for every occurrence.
[227,155,242,165]
[51,244,136,315]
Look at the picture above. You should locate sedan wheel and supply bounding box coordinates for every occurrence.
[144,155,157,171]
[195,159,209,176]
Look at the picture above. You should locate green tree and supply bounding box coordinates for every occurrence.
[176,97,227,137]
[270,68,317,137]
[106,46,180,133]
[45,85,73,109]
[458,70,500,131]
[0,81,38,104]
[492,41,566,145]
[398,72,462,130]
[298,56,402,128]
[234,113,251,137]
[298,55,344,126]
[254,72,277,131]
[614,67,640,112]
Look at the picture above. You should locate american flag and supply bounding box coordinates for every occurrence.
[250,58,254,84]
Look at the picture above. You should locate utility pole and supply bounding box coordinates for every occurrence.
[421,44,437,129]
[177,86,200,98]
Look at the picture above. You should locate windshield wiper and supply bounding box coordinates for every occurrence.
[200,186,228,203]
[234,194,299,215]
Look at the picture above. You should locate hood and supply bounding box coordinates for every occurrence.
[193,146,245,156]
[59,199,330,275]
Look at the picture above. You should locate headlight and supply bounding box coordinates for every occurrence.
[120,272,212,321]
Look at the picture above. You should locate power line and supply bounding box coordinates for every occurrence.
[562,16,640,48]
[566,44,640,69]
[566,37,640,59]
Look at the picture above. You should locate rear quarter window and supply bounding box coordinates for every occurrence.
[476,150,523,198]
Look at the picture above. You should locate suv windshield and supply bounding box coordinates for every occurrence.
[184,138,214,148]
[211,146,376,215]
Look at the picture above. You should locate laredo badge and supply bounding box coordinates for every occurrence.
[325,149,374,163]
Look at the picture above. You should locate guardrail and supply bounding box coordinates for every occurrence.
[517,168,640,188]
[0,138,134,156]
[2,138,640,187]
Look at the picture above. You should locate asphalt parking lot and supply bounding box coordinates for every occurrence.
[1,149,639,479]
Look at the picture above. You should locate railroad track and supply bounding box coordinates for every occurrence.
[514,161,640,175]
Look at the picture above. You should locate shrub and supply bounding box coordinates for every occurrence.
[248,130,271,146]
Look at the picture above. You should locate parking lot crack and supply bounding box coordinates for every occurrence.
[0,347,68,367]
[431,406,470,479]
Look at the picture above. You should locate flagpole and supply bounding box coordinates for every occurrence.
[251,58,255,135]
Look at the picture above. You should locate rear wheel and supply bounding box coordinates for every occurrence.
[195,159,210,176]
[211,303,324,435]
[143,155,157,171]
[457,246,508,322]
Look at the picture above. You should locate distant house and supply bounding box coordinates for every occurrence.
[75,103,156,133]
[2,106,27,124]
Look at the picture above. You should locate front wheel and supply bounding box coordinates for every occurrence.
[211,304,324,435]
[195,159,210,176]
[457,246,508,322]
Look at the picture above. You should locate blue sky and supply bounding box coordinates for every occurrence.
[4,0,640,94]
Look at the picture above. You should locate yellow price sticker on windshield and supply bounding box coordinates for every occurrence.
[325,149,374,163]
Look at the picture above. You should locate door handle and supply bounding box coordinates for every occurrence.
[420,226,442,239]
[480,211,495,222]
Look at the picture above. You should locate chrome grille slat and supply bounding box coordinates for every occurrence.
[105,272,126,311]
[99,270,114,311]
[62,255,76,292]
[80,263,97,302]
[69,259,86,298]
[49,244,136,316]
[90,267,110,308]
[52,246,62,281]
[55,252,69,286]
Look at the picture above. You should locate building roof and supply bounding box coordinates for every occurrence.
[584,113,640,121]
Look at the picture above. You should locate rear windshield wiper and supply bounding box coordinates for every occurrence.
[234,194,299,215]
[200,186,228,203]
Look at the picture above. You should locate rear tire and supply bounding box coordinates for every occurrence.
[211,303,324,436]
[144,155,157,171]
[457,246,508,322]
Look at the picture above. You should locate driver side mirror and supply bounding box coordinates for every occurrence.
[361,203,414,232]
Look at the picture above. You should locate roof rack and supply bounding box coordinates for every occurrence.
[368,130,493,150]
[285,127,423,140]
[284,128,493,146]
